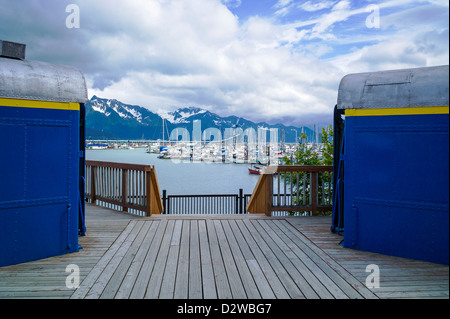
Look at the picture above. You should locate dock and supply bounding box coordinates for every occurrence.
[0,204,447,299]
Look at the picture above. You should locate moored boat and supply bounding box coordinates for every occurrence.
[248,165,262,175]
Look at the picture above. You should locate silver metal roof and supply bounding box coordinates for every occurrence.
[337,65,449,110]
[0,57,88,103]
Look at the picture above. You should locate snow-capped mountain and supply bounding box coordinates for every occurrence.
[85,96,313,142]
[90,98,143,123]
[160,107,207,124]
[86,96,162,139]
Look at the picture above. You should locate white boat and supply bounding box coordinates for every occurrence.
[87,143,108,150]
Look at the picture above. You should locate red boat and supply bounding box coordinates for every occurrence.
[248,165,262,175]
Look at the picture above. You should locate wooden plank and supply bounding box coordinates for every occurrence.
[376,289,449,299]
[252,220,319,299]
[257,220,338,299]
[264,220,349,299]
[159,220,183,298]
[115,221,160,299]
[145,170,152,216]
[276,165,333,172]
[198,220,217,299]
[86,160,152,172]
[271,206,333,212]
[0,290,73,299]
[265,175,272,216]
[150,168,164,215]
[86,221,145,298]
[246,174,269,214]
[145,219,176,298]
[214,220,247,299]
[310,172,318,215]
[70,220,138,299]
[100,221,152,298]
[374,284,449,293]
[129,219,168,299]
[220,220,261,299]
[378,277,450,285]
[2,204,447,300]
[174,220,190,299]
[188,220,203,299]
[234,219,290,299]
[285,217,449,300]
[206,219,232,299]
[243,219,304,298]
[276,219,377,299]
[227,220,275,299]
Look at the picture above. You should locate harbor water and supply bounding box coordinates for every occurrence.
[86,148,260,196]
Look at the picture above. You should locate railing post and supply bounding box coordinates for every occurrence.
[145,169,152,217]
[265,174,273,216]
[90,165,96,204]
[122,169,128,212]
[162,189,167,214]
[311,171,318,215]
[239,188,243,214]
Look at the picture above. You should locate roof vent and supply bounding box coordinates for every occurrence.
[0,40,26,60]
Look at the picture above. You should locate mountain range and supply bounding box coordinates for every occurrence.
[85,96,316,143]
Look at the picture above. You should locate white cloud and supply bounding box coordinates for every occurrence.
[299,1,337,12]
[329,25,449,74]
[274,0,294,8]
[276,0,336,17]
[274,0,295,16]
[82,1,342,125]
[1,0,447,126]
[82,0,450,125]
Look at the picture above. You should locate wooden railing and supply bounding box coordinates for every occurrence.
[85,160,163,216]
[246,165,333,216]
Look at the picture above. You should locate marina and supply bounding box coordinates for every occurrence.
[86,148,262,196]
[87,140,320,165]
[83,155,333,217]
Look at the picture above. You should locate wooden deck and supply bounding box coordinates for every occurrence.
[0,204,448,299]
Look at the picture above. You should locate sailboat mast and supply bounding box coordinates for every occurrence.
[162,117,165,146]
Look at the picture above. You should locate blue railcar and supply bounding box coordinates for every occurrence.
[0,41,88,267]
[332,65,449,265]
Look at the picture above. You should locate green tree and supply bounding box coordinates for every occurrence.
[319,125,333,166]
[282,125,333,166]
[281,125,333,215]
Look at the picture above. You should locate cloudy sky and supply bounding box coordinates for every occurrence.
[1,0,448,126]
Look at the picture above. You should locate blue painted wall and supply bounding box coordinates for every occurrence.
[0,104,80,267]
[343,112,449,265]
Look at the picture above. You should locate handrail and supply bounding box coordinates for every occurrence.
[161,189,251,214]
[85,160,154,171]
[85,160,163,216]
[246,165,333,216]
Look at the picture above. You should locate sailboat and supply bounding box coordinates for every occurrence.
[158,117,171,159]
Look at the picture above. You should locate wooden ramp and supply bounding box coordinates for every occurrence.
[0,204,448,299]
[71,217,375,299]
